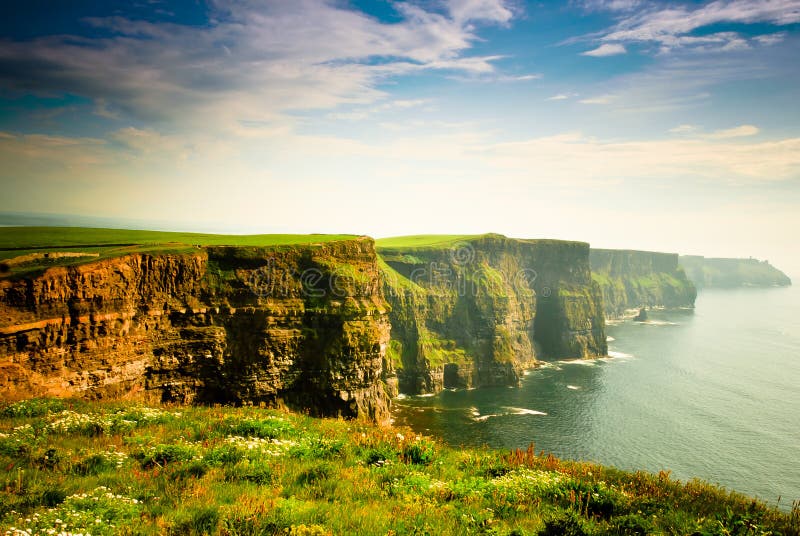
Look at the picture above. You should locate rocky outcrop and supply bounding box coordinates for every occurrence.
[590,249,697,319]
[0,239,392,422]
[680,256,792,288]
[378,235,607,395]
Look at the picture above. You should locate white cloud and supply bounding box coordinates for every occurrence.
[754,32,788,45]
[669,124,699,134]
[707,125,760,139]
[581,43,627,56]
[480,131,800,182]
[594,0,800,53]
[446,0,515,25]
[0,1,517,132]
[579,94,615,104]
[326,99,434,121]
[578,0,642,12]
[547,94,572,100]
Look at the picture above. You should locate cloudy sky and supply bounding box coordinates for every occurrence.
[1,0,799,272]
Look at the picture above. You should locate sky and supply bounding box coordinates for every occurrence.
[1,0,799,273]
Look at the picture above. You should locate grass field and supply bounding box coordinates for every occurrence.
[0,399,797,536]
[375,234,587,251]
[375,235,485,249]
[0,227,359,278]
[0,227,357,250]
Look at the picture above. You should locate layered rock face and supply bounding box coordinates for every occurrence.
[590,249,697,318]
[680,256,792,288]
[0,239,392,422]
[379,235,607,395]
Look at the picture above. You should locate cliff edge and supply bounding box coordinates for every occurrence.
[378,234,607,395]
[590,248,697,319]
[680,255,792,288]
[0,231,392,422]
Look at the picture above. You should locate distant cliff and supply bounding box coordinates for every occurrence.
[680,256,792,288]
[0,238,393,422]
[378,235,607,395]
[590,249,697,318]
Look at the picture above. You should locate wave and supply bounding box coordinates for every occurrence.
[606,336,615,342]
[608,350,634,359]
[566,385,580,390]
[505,407,547,416]
[557,359,596,366]
[472,407,547,421]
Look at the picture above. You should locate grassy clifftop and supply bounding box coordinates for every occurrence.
[680,255,792,288]
[0,227,359,278]
[0,227,357,249]
[590,248,697,318]
[1,399,797,536]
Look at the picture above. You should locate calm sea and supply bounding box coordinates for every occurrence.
[392,285,800,507]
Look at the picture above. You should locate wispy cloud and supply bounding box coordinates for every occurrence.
[669,124,699,134]
[326,99,433,122]
[446,0,516,25]
[547,93,576,100]
[591,0,800,53]
[707,124,760,139]
[579,95,615,104]
[753,32,788,45]
[581,43,627,56]
[577,0,642,12]
[0,0,518,132]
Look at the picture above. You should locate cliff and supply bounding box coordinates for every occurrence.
[0,235,392,422]
[680,255,792,288]
[590,249,697,318]
[377,234,607,395]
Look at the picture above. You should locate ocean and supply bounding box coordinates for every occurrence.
[392,285,800,508]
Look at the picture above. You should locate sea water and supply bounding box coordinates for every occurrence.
[392,285,800,507]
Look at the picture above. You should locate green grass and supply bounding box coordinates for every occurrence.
[0,227,360,278]
[0,227,358,250]
[375,234,485,249]
[1,399,796,536]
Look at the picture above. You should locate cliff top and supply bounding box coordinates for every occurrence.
[591,247,678,256]
[376,233,588,251]
[0,226,364,278]
[0,227,359,250]
[679,254,791,287]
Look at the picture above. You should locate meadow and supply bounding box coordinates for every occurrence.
[0,227,358,278]
[1,399,797,536]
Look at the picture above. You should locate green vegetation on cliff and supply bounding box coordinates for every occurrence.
[1,232,392,422]
[378,234,606,395]
[1,399,797,536]
[0,227,359,278]
[375,234,483,249]
[680,255,792,288]
[590,249,697,318]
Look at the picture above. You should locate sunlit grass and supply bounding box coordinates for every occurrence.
[1,399,797,535]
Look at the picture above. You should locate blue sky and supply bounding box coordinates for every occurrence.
[1,0,799,272]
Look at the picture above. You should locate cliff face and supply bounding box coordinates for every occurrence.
[590,249,697,318]
[680,256,792,288]
[378,235,607,395]
[0,239,392,422]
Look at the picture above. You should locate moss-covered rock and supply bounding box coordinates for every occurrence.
[590,249,697,318]
[378,235,607,395]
